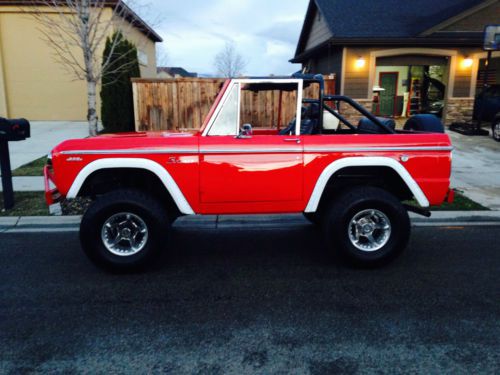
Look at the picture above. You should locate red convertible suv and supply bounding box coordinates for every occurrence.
[45,75,453,271]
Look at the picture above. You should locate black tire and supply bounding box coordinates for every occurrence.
[322,186,410,267]
[80,189,170,272]
[303,212,322,225]
[492,119,500,142]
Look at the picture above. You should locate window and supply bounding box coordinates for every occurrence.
[138,50,148,66]
[239,82,299,131]
[208,84,239,136]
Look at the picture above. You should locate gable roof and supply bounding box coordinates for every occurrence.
[0,0,162,42]
[157,67,197,78]
[294,0,488,59]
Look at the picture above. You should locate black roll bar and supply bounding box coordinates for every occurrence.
[323,95,396,134]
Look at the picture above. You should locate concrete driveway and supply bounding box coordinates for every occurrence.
[7,121,89,170]
[449,130,500,210]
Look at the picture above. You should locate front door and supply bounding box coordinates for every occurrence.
[198,80,304,214]
[379,72,398,116]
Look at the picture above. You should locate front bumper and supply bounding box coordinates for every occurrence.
[445,188,455,204]
[43,165,62,206]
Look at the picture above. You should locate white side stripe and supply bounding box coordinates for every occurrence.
[66,158,195,215]
[60,145,452,155]
[305,156,430,212]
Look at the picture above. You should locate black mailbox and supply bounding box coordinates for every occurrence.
[0,117,30,141]
[1,117,31,210]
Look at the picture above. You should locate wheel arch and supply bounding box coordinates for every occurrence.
[304,157,429,213]
[66,158,195,215]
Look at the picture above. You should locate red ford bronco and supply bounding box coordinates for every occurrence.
[44,75,453,271]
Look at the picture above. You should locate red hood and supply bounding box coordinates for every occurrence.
[98,130,198,138]
[52,131,199,155]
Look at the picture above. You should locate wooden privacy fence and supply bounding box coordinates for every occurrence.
[132,76,336,132]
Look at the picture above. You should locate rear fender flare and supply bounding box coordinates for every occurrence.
[66,158,195,215]
[304,156,429,212]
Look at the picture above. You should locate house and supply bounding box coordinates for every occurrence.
[157,67,198,78]
[291,0,500,124]
[0,0,162,121]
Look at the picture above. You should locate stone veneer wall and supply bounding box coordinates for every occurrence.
[444,98,475,125]
[339,98,475,127]
[338,99,373,125]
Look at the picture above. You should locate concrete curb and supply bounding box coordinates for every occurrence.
[1,211,500,233]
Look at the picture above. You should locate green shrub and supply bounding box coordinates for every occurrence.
[100,31,140,133]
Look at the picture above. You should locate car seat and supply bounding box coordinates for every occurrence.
[358,117,396,134]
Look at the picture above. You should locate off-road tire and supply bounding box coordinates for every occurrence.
[80,189,170,272]
[322,186,410,267]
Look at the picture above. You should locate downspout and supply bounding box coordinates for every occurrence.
[0,16,9,118]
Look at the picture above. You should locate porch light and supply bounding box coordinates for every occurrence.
[355,56,366,69]
[462,57,473,68]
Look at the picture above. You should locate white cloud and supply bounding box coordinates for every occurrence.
[139,0,308,76]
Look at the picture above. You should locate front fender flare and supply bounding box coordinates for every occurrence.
[304,156,429,213]
[66,158,195,215]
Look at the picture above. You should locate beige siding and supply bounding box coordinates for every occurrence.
[452,48,478,97]
[343,48,371,98]
[0,6,158,120]
[0,10,88,120]
[112,15,157,78]
[304,8,332,51]
[442,2,500,32]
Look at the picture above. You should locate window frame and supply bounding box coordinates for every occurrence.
[206,82,241,136]
[202,79,304,136]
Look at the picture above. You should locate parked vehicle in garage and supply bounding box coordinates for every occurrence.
[473,84,500,141]
[44,75,453,271]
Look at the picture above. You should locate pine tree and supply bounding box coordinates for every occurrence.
[100,31,140,133]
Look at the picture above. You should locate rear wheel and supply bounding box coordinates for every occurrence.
[80,189,170,272]
[492,120,500,142]
[323,186,410,267]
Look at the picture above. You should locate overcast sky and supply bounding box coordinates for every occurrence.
[142,0,309,76]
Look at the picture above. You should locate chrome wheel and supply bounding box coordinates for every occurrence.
[348,209,391,252]
[101,212,149,256]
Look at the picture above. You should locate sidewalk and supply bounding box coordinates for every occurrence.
[6,121,89,170]
[449,131,500,210]
[0,121,88,192]
[2,212,500,233]
[0,176,44,192]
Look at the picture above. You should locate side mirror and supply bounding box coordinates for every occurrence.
[237,123,253,138]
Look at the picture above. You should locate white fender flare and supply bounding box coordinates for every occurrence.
[66,158,195,215]
[304,156,429,213]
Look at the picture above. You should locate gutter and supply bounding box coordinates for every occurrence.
[290,35,483,63]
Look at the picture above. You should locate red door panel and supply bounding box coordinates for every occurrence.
[199,135,303,205]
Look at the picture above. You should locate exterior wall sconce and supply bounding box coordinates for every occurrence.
[462,57,473,69]
[355,56,366,69]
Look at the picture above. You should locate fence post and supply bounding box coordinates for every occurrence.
[132,81,140,131]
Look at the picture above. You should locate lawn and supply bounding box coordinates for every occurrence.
[0,192,49,216]
[0,189,489,217]
[430,190,489,211]
[12,156,47,177]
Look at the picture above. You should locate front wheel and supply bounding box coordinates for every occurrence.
[323,187,410,267]
[492,120,500,142]
[80,189,170,272]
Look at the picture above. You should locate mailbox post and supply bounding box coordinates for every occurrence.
[0,118,30,210]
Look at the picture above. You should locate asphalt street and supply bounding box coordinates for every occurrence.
[0,224,499,374]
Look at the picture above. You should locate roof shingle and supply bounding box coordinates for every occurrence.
[315,0,486,38]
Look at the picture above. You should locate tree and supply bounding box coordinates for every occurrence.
[28,0,148,136]
[100,31,140,133]
[214,41,247,78]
